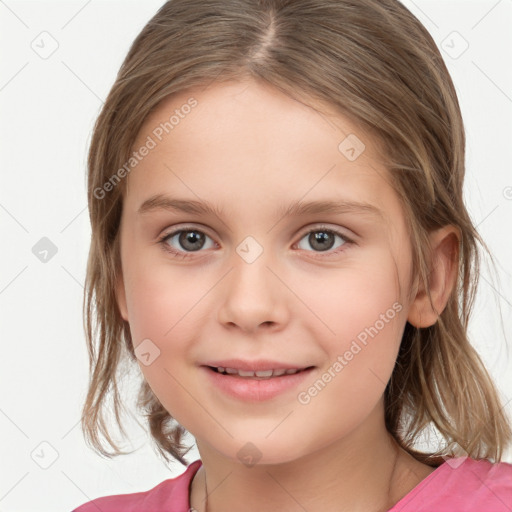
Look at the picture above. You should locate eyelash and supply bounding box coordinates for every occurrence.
[157,225,354,260]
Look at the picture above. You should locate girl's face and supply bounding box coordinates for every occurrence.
[116,79,416,465]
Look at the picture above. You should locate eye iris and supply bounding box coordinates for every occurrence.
[310,231,334,251]
[179,231,205,251]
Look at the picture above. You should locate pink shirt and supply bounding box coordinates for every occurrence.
[72,457,512,511]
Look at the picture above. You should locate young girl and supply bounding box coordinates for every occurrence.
[74,0,512,510]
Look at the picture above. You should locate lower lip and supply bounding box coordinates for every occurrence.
[201,366,315,402]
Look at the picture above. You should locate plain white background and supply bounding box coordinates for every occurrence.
[1,1,511,510]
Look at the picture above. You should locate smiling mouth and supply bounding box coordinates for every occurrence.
[207,366,314,379]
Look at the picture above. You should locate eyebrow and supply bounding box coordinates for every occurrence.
[137,193,384,222]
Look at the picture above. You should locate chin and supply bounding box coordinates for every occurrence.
[212,435,309,468]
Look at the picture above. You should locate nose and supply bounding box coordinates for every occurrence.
[217,246,289,334]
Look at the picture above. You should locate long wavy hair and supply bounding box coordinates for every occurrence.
[81,0,512,467]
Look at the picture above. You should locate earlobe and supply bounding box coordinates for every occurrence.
[116,272,129,322]
[407,225,460,328]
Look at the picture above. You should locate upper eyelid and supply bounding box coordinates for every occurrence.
[159,224,217,243]
[160,222,351,236]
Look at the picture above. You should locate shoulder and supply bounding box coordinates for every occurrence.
[393,457,512,512]
[440,457,512,495]
[71,460,202,512]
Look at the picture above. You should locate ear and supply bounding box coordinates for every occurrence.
[407,225,460,328]
[116,270,129,322]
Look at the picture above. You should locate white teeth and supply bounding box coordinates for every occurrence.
[215,367,303,378]
[255,370,273,378]
[238,369,255,377]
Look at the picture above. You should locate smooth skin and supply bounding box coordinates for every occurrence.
[115,78,459,512]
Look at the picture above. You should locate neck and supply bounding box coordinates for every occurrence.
[190,402,432,512]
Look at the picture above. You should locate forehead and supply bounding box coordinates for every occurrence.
[125,79,401,226]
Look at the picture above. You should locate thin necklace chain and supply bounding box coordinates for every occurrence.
[204,471,208,512]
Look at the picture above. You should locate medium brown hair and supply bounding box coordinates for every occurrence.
[82,0,512,467]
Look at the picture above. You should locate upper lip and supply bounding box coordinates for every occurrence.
[201,359,312,371]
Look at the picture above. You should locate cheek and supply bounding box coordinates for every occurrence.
[121,266,201,431]
[293,250,405,409]
[124,260,207,345]
[294,249,404,346]
[122,261,214,419]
